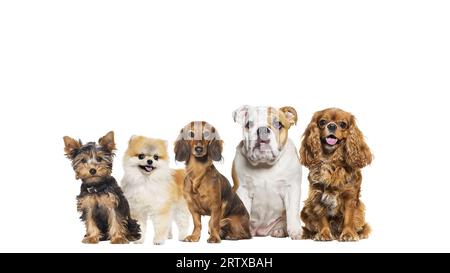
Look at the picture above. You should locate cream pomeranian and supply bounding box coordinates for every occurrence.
[121,136,190,245]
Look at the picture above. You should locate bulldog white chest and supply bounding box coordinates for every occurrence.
[234,140,302,237]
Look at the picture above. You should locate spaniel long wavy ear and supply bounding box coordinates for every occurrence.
[345,116,373,168]
[174,130,190,162]
[300,113,323,168]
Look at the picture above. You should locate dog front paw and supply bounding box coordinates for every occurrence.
[183,234,200,242]
[339,228,359,242]
[153,238,166,245]
[82,236,100,244]
[288,229,302,240]
[110,236,129,244]
[207,235,221,244]
[314,229,334,241]
[271,228,288,238]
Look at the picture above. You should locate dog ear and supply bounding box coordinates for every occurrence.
[174,139,190,162]
[280,106,298,126]
[345,116,373,168]
[300,112,323,168]
[232,105,251,126]
[209,139,223,161]
[128,135,138,146]
[63,136,81,159]
[99,131,116,152]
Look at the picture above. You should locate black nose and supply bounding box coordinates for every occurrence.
[89,168,97,175]
[257,127,271,140]
[327,123,337,132]
[195,147,203,153]
[147,159,153,165]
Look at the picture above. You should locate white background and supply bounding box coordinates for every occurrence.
[0,1,449,253]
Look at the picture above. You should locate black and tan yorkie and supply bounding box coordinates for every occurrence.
[63,131,140,244]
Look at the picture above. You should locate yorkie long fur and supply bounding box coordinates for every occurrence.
[63,131,140,244]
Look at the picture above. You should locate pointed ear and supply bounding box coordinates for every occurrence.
[232,105,251,126]
[128,135,138,146]
[280,106,298,126]
[63,136,81,159]
[99,131,116,152]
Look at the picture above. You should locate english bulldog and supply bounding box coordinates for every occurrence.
[232,105,302,239]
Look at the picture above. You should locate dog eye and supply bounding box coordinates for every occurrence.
[138,154,145,160]
[319,119,327,127]
[245,121,253,129]
[189,131,195,138]
[273,121,283,130]
[203,131,210,138]
[153,155,159,161]
[339,122,347,129]
[81,158,87,163]
[96,157,102,162]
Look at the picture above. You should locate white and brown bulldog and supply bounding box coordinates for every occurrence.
[232,105,302,239]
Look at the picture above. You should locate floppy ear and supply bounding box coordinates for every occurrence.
[63,136,81,159]
[280,106,298,127]
[174,129,190,162]
[208,139,223,161]
[300,113,322,168]
[99,131,116,152]
[232,105,251,126]
[345,116,372,168]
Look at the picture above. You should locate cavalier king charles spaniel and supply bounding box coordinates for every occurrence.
[300,108,372,241]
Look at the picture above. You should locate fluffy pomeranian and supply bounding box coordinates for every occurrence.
[121,136,190,245]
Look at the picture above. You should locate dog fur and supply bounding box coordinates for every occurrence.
[174,121,252,243]
[121,136,190,245]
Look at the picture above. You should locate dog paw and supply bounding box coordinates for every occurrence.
[271,228,288,238]
[313,230,333,241]
[288,230,302,240]
[339,228,359,242]
[110,237,129,244]
[359,232,369,240]
[207,235,221,244]
[82,236,100,244]
[183,235,200,242]
[153,239,165,245]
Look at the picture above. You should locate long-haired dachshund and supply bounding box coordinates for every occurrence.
[300,108,372,241]
[174,121,251,243]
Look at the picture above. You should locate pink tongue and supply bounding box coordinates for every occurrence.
[144,166,153,172]
[326,137,338,145]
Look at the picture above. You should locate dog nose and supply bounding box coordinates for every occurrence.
[257,127,271,140]
[327,123,337,132]
[147,159,153,165]
[89,168,97,175]
[195,147,203,153]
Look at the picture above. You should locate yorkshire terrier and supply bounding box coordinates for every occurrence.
[63,131,141,244]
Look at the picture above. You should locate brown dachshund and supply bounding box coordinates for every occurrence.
[300,108,372,241]
[174,121,251,243]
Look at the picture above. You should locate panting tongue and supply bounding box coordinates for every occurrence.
[326,137,338,146]
[144,166,153,172]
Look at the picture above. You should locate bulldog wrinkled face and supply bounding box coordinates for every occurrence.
[233,106,297,166]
